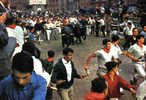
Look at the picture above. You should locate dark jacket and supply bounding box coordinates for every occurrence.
[0,24,12,79]
[0,24,8,49]
[51,58,81,89]
[42,59,54,74]
[0,49,11,78]
[123,35,136,49]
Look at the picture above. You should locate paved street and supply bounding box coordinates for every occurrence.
[1,0,146,99]
[37,35,136,100]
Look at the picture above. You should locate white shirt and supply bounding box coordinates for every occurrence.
[136,80,146,100]
[125,27,133,36]
[55,21,61,27]
[128,44,146,59]
[45,23,51,29]
[69,17,78,24]
[49,23,56,29]
[32,56,51,86]
[88,19,95,25]
[110,43,122,59]
[120,20,135,32]
[94,49,113,68]
[62,58,72,82]
[31,20,36,27]
[100,7,105,14]
[98,19,105,26]
[6,27,16,38]
[15,26,24,46]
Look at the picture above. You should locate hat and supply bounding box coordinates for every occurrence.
[105,61,118,72]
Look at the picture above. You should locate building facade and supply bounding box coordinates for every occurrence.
[9,0,138,11]
[9,0,29,10]
[9,0,91,11]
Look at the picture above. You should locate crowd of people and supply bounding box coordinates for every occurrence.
[0,0,146,100]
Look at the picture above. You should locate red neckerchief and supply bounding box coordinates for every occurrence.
[7,24,16,29]
[16,43,20,47]
[103,48,110,53]
[48,58,54,62]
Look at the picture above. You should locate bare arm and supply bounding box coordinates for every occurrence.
[126,51,138,62]
[84,53,96,71]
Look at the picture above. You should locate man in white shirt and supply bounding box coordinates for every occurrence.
[12,20,24,57]
[85,39,113,76]
[120,17,135,33]
[136,79,146,100]
[98,17,106,37]
[110,35,127,75]
[127,35,146,83]
[69,16,78,25]
[55,18,62,34]
[110,35,127,59]
[45,20,52,40]
[125,22,134,36]
[50,20,58,40]
[88,17,95,35]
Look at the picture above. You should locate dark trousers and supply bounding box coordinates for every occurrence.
[0,76,5,82]
[91,25,95,35]
[46,88,53,100]
[95,22,100,37]
[101,25,105,37]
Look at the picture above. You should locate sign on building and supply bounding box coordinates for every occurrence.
[29,0,46,5]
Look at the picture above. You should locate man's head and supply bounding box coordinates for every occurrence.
[5,16,14,26]
[0,12,6,24]
[143,25,146,32]
[48,50,55,58]
[128,22,132,29]
[63,48,74,62]
[136,34,145,44]
[124,17,128,22]
[91,77,108,95]
[105,61,119,75]
[22,41,40,58]
[112,35,120,44]
[102,39,111,50]
[12,52,33,87]
[132,28,139,37]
